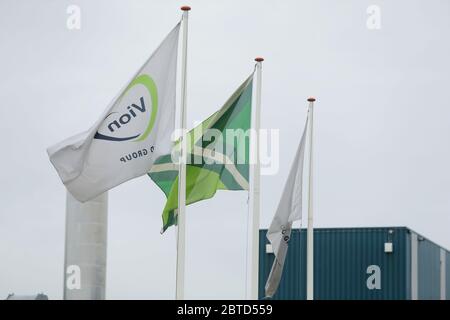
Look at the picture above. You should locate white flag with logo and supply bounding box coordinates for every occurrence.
[48,23,180,202]
[265,115,308,298]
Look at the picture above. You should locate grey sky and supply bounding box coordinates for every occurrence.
[0,0,449,299]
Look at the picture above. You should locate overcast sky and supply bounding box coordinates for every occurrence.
[1,0,449,299]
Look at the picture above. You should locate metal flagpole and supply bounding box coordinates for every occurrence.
[306,97,315,300]
[249,57,263,299]
[176,5,190,300]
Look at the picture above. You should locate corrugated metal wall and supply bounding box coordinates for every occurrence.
[259,229,306,300]
[417,237,441,299]
[447,251,450,299]
[315,228,408,299]
[405,231,412,300]
[259,227,409,300]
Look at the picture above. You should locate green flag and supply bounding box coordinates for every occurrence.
[149,74,253,233]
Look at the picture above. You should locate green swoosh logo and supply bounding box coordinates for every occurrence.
[121,74,158,142]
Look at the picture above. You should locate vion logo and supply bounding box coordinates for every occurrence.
[94,74,158,142]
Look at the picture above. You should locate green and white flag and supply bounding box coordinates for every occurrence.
[149,74,253,233]
[47,23,180,202]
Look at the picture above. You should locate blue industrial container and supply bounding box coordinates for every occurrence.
[258,227,449,300]
[447,251,450,298]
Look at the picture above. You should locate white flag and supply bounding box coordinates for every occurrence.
[48,23,180,202]
[265,115,308,298]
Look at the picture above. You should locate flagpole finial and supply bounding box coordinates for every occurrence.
[255,57,264,62]
[181,6,191,11]
[307,97,316,102]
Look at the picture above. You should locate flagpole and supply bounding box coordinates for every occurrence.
[306,97,315,300]
[175,5,190,300]
[249,57,263,300]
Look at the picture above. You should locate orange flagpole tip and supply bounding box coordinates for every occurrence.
[254,57,264,62]
[307,97,316,102]
[181,6,191,11]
